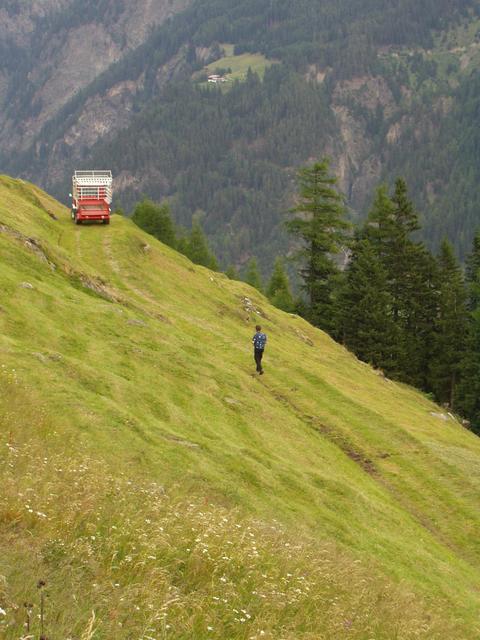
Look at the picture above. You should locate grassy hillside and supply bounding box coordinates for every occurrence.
[1,176,480,638]
[201,44,277,84]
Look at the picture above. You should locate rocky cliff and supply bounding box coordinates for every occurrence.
[0,0,189,157]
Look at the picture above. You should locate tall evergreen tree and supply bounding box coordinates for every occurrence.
[361,185,395,259]
[336,238,399,374]
[225,265,239,280]
[365,180,421,324]
[183,220,219,270]
[429,240,467,408]
[457,310,480,434]
[363,180,438,388]
[267,257,294,312]
[457,232,480,431]
[466,230,480,310]
[131,199,177,248]
[401,245,439,389]
[287,159,349,331]
[244,258,263,292]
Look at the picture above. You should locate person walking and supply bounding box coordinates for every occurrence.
[252,325,267,374]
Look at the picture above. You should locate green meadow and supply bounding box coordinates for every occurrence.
[203,44,276,83]
[1,176,480,638]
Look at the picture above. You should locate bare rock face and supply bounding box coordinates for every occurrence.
[0,0,190,156]
[333,76,396,118]
[64,80,142,148]
[43,77,144,185]
[328,76,399,213]
[0,1,72,46]
[36,24,120,112]
[112,0,190,49]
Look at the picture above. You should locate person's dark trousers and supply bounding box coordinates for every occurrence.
[254,348,264,373]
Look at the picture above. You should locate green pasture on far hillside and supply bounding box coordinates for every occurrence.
[201,44,277,84]
[1,176,480,638]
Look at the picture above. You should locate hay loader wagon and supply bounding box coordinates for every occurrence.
[71,170,112,225]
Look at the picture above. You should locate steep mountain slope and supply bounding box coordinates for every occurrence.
[385,64,480,260]
[1,176,480,637]
[2,1,480,271]
[0,0,190,157]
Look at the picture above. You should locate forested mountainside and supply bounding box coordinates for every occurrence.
[0,0,189,154]
[386,68,480,260]
[2,0,480,269]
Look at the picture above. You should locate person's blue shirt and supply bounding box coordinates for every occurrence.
[253,331,267,351]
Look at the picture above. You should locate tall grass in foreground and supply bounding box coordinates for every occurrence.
[0,372,462,639]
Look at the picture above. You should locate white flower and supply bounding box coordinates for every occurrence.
[0,608,5,616]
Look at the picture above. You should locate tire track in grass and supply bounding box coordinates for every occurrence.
[74,225,83,261]
[102,233,170,324]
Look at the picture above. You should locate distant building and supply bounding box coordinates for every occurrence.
[207,74,228,84]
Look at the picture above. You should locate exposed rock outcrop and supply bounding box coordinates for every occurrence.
[0,0,190,155]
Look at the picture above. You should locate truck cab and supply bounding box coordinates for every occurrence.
[71,170,113,224]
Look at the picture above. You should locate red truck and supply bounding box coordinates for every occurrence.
[71,170,113,224]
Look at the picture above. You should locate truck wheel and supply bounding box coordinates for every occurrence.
[75,215,82,225]
[103,218,110,225]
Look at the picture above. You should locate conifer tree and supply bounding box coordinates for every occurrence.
[132,199,177,248]
[225,265,238,280]
[429,240,467,408]
[361,185,396,261]
[336,238,399,374]
[457,232,480,431]
[184,220,219,271]
[401,245,440,389]
[175,232,189,257]
[267,258,294,312]
[457,311,480,434]
[364,180,421,323]
[388,179,429,378]
[244,258,263,292]
[363,180,438,388]
[466,230,480,310]
[287,159,349,331]
[391,177,420,235]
